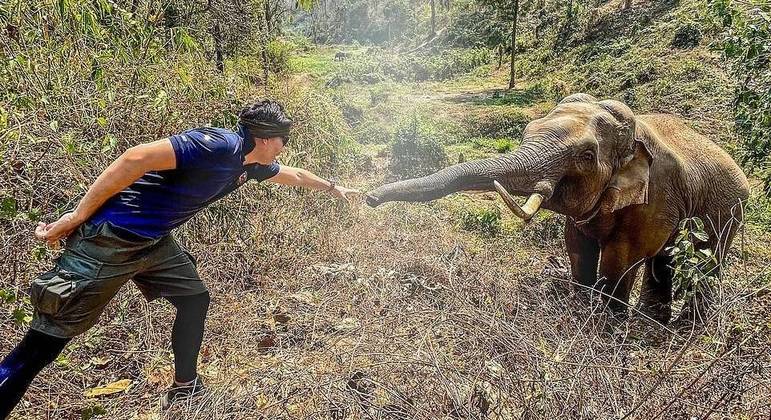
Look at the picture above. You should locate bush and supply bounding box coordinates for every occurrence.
[492,138,514,153]
[331,48,492,84]
[462,109,530,140]
[671,22,703,49]
[388,117,448,180]
[706,1,771,193]
[665,217,717,301]
[266,38,296,74]
[458,206,501,236]
[424,48,492,80]
[354,121,392,145]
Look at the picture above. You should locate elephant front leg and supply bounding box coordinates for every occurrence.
[565,219,600,291]
[638,254,674,324]
[598,240,647,317]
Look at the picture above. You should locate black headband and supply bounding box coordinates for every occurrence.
[238,119,291,138]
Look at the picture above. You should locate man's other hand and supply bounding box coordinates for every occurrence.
[35,212,82,246]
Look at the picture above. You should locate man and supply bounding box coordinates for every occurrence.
[0,99,359,417]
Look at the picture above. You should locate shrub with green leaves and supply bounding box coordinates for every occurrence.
[388,117,448,180]
[267,38,296,74]
[458,206,501,236]
[492,138,515,153]
[332,48,492,83]
[705,1,771,193]
[665,217,718,301]
[463,108,530,140]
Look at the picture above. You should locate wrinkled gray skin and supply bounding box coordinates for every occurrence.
[367,93,749,323]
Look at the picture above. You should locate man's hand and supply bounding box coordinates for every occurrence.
[270,166,360,204]
[35,212,83,246]
[328,185,360,204]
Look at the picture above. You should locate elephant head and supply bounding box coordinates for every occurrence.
[366,93,653,221]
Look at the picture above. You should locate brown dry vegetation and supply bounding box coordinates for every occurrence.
[3,176,771,419]
[2,1,771,419]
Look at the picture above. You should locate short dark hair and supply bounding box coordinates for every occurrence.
[238,99,293,141]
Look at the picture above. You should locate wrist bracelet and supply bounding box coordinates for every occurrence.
[326,181,336,192]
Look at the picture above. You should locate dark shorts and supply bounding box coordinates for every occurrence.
[29,222,206,338]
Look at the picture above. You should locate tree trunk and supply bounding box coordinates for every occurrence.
[207,0,224,72]
[622,0,632,10]
[262,46,269,87]
[262,8,270,87]
[430,0,436,37]
[213,22,224,73]
[265,0,273,35]
[508,0,518,89]
[497,44,503,69]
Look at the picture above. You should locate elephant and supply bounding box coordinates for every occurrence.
[366,93,749,324]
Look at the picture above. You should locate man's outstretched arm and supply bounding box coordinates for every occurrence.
[269,165,359,203]
[35,139,176,245]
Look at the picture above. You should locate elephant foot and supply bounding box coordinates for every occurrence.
[590,299,629,325]
[635,302,672,326]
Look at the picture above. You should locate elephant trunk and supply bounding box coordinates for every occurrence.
[367,146,558,219]
[366,157,502,206]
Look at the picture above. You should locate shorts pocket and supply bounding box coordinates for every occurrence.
[57,249,104,278]
[30,270,83,315]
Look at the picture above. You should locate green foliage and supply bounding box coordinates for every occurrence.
[671,22,703,49]
[296,0,418,44]
[462,108,530,140]
[445,0,509,49]
[744,192,771,231]
[267,38,296,74]
[706,1,771,192]
[354,121,392,145]
[0,288,16,304]
[458,205,502,236]
[388,117,448,179]
[492,138,514,153]
[476,83,545,106]
[333,48,492,83]
[12,307,32,326]
[665,217,718,300]
[287,52,334,77]
[81,404,107,420]
[277,86,360,173]
[0,197,17,220]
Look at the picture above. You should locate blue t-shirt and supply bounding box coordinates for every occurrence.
[89,127,280,239]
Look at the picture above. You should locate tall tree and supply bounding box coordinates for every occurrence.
[508,0,518,88]
[478,0,521,89]
[430,0,436,37]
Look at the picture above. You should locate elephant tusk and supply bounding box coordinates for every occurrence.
[493,181,544,221]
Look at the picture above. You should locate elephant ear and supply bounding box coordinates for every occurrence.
[598,140,654,213]
[597,100,637,160]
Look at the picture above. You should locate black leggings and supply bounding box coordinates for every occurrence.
[0,291,209,419]
[0,329,70,419]
[166,291,210,383]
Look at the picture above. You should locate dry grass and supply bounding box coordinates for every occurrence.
[1,2,770,417]
[2,184,770,418]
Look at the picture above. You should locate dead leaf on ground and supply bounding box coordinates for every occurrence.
[83,379,133,398]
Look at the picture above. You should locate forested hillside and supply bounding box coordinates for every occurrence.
[1,0,769,418]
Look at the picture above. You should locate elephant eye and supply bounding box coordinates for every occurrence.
[582,150,595,161]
